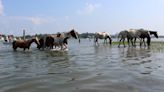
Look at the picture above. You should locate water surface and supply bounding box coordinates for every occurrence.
[0,39,164,92]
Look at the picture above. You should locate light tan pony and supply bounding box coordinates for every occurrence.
[94,32,112,45]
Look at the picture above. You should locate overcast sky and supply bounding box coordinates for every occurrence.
[0,0,164,36]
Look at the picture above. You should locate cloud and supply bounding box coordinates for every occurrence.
[77,3,101,15]
[64,16,70,20]
[0,0,4,15]
[28,17,48,25]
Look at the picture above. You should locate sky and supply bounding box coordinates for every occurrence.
[0,0,164,36]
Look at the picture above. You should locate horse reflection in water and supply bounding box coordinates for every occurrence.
[94,32,112,45]
[12,37,40,51]
[37,29,80,50]
[118,28,158,47]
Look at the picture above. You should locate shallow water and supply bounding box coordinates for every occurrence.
[1,39,164,92]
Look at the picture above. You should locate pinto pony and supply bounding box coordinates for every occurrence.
[94,32,112,45]
[37,29,80,50]
[12,37,40,51]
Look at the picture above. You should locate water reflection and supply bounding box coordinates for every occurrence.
[1,40,164,92]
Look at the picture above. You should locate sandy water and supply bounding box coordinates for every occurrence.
[0,39,164,92]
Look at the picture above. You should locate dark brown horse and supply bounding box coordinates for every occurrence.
[139,31,158,46]
[37,29,80,50]
[12,37,40,51]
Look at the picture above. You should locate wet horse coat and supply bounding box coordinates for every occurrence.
[12,37,40,51]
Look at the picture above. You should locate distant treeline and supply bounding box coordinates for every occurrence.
[79,33,164,38]
[2,32,164,39]
[79,32,117,39]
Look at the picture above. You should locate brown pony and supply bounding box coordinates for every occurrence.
[12,37,40,51]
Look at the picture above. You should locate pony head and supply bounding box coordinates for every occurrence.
[149,31,158,38]
[69,29,78,39]
[32,37,40,47]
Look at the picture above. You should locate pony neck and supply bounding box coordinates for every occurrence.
[28,39,35,46]
[108,36,112,44]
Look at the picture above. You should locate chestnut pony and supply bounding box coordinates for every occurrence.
[12,37,40,51]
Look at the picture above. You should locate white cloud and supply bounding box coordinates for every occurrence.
[64,16,70,20]
[28,17,48,25]
[0,0,4,15]
[77,3,101,15]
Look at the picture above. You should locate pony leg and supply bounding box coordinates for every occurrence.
[63,44,67,50]
[130,39,133,46]
[104,39,107,44]
[50,45,52,49]
[143,39,146,47]
[59,43,63,50]
[134,38,136,46]
[140,39,142,46]
[147,37,151,46]
[118,38,122,47]
[95,38,99,45]
[94,37,97,44]
[127,38,130,46]
[13,47,17,51]
[123,39,126,47]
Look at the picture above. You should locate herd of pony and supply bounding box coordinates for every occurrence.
[12,29,80,51]
[12,28,158,51]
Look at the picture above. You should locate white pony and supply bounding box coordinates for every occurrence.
[94,32,112,45]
